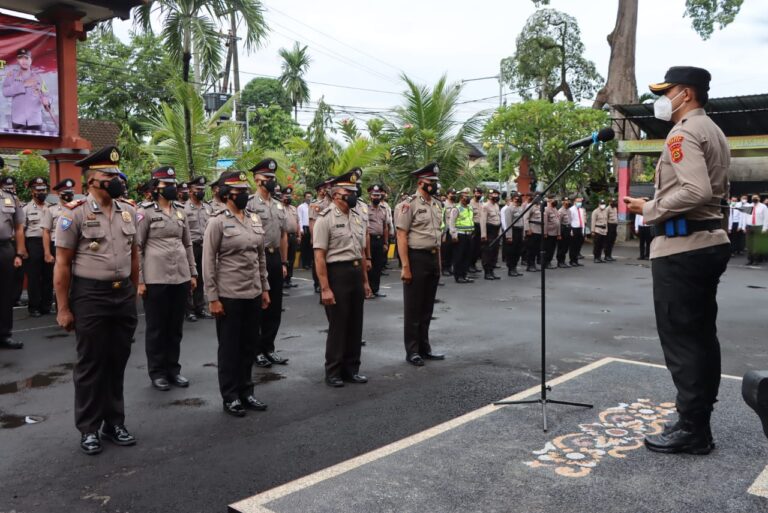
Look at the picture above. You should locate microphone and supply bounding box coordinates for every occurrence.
[567,127,615,149]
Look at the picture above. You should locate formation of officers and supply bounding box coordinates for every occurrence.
[0,143,628,456]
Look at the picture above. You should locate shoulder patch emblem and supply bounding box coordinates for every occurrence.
[59,217,72,231]
[136,213,145,223]
[401,203,410,213]
[667,135,684,164]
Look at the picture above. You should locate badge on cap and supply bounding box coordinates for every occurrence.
[122,211,132,223]
[434,165,440,173]
[269,161,276,170]
[168,168,175,176]
[110,149,120,163]
[66,180,73,187]
[239,173,246,181]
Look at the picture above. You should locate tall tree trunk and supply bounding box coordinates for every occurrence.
[182,28,196,180]
[221,31,233,93]
[294,103,298,123]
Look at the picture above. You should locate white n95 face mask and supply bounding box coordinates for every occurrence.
[654,89,685,121]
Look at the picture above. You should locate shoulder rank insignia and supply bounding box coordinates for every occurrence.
[122,211,132,223]
[64,198,86,210]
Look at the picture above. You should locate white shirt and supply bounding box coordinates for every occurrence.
[500,204,510,231]
[569,205,586,229]
[745,202,767,228]
[634,214,648,230]
[728,202,742,228]
[297,202,310,228]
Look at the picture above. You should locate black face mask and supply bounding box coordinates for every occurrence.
[262,179,277,193]
[180,192,190,202]
[95,177,124,199]
[474,195,482,201]
[552,201,559,208]
[372,198,381,206]
[448,195,456,203]
[231,191,249,210]
[35,192,47,203]
[490,196,499,203]
[342,192,358,209]
[60,192,74,203]
[193,190,205,201]
[422,183,436,196]
[160,185,178,201]
[282,197,292,206]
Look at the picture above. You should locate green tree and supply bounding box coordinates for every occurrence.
[483,100,614,193]
[286,97,335,186]
[501,9,602,102]
[278,42,312,122]
[14,152,51,203]
[240,77,292,113]
[247,105,303,150]
[133,0,268,178]
[116,124,160,199]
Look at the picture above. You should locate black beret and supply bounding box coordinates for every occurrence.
[649,66,711,93]
[53,179,76,191]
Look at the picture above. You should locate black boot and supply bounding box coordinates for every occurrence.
[644,412,714,455]
[743,370,768,438]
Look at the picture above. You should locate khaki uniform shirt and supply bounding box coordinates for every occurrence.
[136,201,197,285]
[523,207,543,234]
[208,197,226,213]
[480,201,501,238]
[184,200,213,243]
[23,200,47,238]
[642,108,730,258]
[558,206,571,227]
[0,190,24,240]
[469,198,482,223]
[309,196,331,222]
[246,193,286,249]
[367,203,388,236]
[503,205,525,239]
[55,194,137,281]
[202,209,269,301]
[591,208,609,235]
[607,206,618,224]
[284,204,300,235]
[354,200,370,234]
[42,202,66,243]
[395,193,442,250]
[313,205,366,263]
[545,206,560,236]
[381,200,394,235]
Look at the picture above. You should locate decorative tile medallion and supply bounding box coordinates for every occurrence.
[526,399,676,477]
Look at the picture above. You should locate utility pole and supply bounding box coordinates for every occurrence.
[231,12,240,94]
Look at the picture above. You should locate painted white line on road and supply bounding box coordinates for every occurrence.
[609,357,743,380]
[749,465,768,498]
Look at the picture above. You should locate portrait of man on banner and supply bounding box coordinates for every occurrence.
[0,14,59,137]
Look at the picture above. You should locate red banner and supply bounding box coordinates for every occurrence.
[0,14,59,137]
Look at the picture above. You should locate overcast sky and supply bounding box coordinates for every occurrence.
[108,0,767,132]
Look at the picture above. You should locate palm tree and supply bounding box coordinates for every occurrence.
[278,42,311,122]
[133,0,269,177]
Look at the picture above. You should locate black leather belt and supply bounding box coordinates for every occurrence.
[596,224,607,229]
[327,260,361,267]
[0,239,12,245]
[687,219,723,232]
[74,276,131,290]
[371,234,383,239]
[409,248,438,254]
[193,240,203,245]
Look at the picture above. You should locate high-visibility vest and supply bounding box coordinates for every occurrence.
[456,205,474,233]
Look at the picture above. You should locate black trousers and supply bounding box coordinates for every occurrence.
[652,244,730,417]
[285,233,298,283]
[24,237,53,313]
[403,249,439,356]
[13,264,24,303]
[452,233,472,280]
[638,226,653,259]
[470,222,482,267]
[216,297,260,402]
[593,233,607,259]
[746,226,764,263]
[71,278,137,433]
[325,262,364,378]
[605,223,618,257]
[481,224,500,272]
[144,282,189,380]
[728,224,744,255]
[187,242,206,314]
[557,226,571,264]
[368,234,386,293]
[503,228,524,269]
[258,250,283,354]
[569,227,584,264]
[543,235,557,265]
[526,233,541,268]
[0,241,15,339]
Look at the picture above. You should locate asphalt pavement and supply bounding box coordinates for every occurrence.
[1,243,766,513]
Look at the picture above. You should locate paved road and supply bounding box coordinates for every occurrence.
[1,244,766,513]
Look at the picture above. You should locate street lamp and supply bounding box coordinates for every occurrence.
[245,106,256,151]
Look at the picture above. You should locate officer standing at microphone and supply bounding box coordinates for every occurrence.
[625,67,730,455]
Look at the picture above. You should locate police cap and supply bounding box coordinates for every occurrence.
[75,146,121,175]
[649,66,711,94]
[250,158,278,177]
[411,162,439,181]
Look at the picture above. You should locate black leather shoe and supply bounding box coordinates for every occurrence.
[557,263,571,269]
[266,351,289,365]
[469,266,479,273]
[101,424,136,446]
[422,352,445,360]
[594,258,605,263]
[0,337,23,349]
[545,264,556,270]
[605,256,615,262]
[80,432,102,455]
[151,377,171,391]
[255,354,272,368]
[170,374,189,388]
[196,311,214,320]
[29,310,42,318]
[343,374,368,384]
[314,285,321,293]
[484,273,495,280]
[508,269,522,277]
[491,272,501,280]
[223,399,246,417]
[325,376,344,387]
[526,266,539,272]
[456,277,472,284]
[241,395,268,411]
[374,292,387,298]
[406,354,425,366]
[570,261,582,267]
[644,420,714,455]
[743,370,768,438]
[185,313,198,322]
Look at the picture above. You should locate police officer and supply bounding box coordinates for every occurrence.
[604,198,619,261]
[309,179,332,293]
[503,194,525,277]
[282,186,300,288]
[396,162,446,366]
[41,179,76,301]
[247,159,289,367]
[440,188,457,277]
[0,173,25,349]
[542,196,560,270]
[468,187,484,273]
[556,197,572,268]
[625,66,730,455]
[449,187,475,283]
[480,188,502,280]
[2,48,51,130]
[314,170,372,386]
[54,146,139,455]
[591,199,609,263]
[136,166,197,391]
[2,175,25,306]
[184,176,214,321]
[203,170,270,416]
[23,176,53,316]
[367,184,389,297]
[523,199,544,272]
[209,176,227,212]
[178,181,190,202]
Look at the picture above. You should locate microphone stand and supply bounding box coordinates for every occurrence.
[490,146,593,432]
